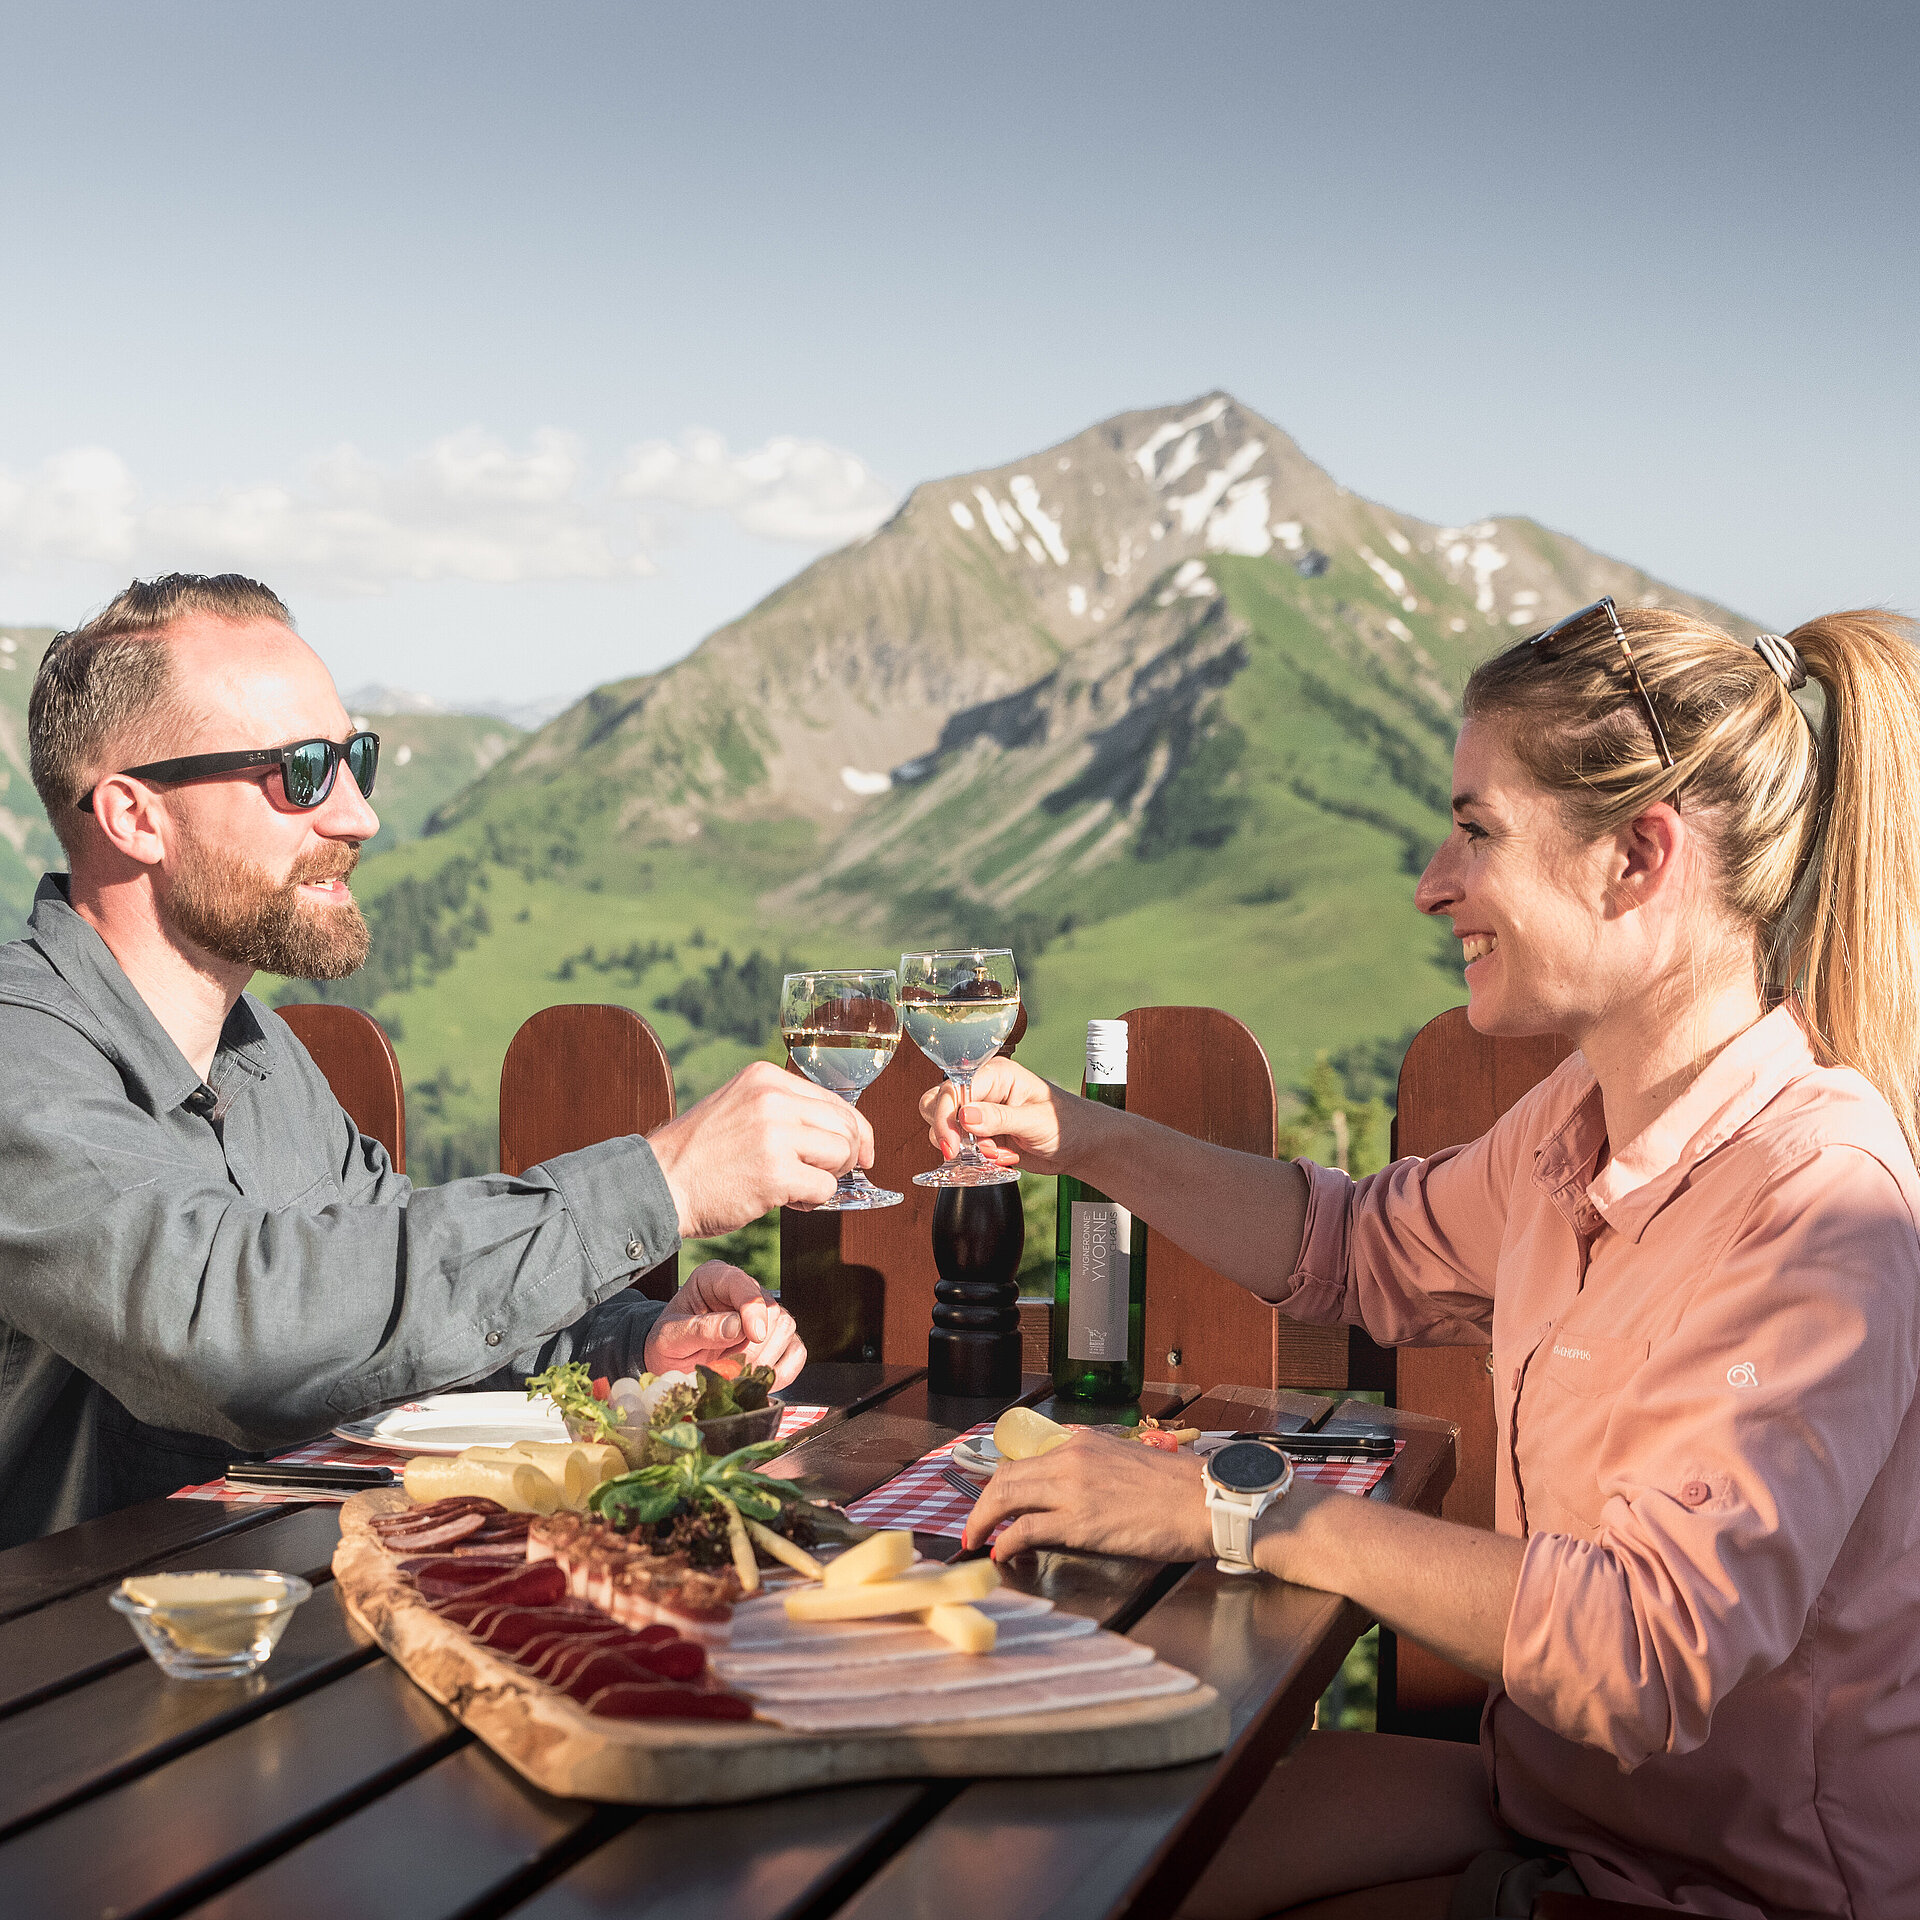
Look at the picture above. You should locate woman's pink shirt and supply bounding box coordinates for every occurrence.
[1286,1007,1920,1918]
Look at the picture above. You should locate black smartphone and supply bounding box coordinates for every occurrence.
[1230,1431,1395,1459]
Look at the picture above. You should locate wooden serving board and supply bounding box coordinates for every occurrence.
[333,1491,1227,1806]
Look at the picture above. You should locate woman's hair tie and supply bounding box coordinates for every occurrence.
[1753,632,1808,691]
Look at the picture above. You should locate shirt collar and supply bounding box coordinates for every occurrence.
[28,874,275,1114]
[1585,1005,1815,1243]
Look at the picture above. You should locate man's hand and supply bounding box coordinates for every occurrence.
[643,1260,807,1389]
[648,1060,872,1239]
[962,1428,1213,1561]
[919,1057,1086,1175]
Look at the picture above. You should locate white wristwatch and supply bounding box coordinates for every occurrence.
[1202,1440,1294,1576]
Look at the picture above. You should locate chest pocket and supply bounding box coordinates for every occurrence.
[1519,1331,1651,1535]
[1537,1331,1650,1399]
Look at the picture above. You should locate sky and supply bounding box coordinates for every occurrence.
[3,0,1915,709]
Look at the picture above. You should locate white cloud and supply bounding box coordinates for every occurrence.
[0,424,894,596]
[616,430,896,544]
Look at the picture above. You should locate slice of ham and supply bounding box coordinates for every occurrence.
[739,1633,1151,1702]
[752,1658,1199,1734]
[713,1608,1095,1679]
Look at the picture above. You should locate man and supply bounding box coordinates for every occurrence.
[0,573,872,1544]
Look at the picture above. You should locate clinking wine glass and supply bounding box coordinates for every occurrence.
[899,947,1021,1189]
[779,969,904,1211]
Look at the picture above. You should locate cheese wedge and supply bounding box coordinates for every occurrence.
[822,1529,914,1588]
[924,1602,996,1654]
[993,1407,1070,1461]
[784,1560,1000,1621]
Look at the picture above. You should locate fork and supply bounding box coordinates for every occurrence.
[941,1467,985,1501]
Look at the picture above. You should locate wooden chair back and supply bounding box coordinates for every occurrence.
[1126,1006,1394,1397]
[780,1008,1026,1366]
[498,1004,680,1299]
[276,1002,407,1174]
[1384,1004,1572,1732]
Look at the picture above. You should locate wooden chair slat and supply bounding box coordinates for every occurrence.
[276,1003,406,1174]
[781,1008,1027,1368]
[499,1005,679,1299]
[1386,1005,1572,1730]
[1126,1005,1355,1395]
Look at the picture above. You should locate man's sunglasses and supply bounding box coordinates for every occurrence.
[1528,596,1676,772]
[78,731,381,815]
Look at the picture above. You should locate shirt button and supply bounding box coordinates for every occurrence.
[485,1331,502,1348]
[625,1237,646,1261]
[1681,1480,1710,1507]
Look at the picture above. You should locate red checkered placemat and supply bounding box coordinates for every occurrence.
[845,1425,1406,1541]
[171,1403,831,1504]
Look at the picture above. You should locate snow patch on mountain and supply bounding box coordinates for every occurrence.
[1009,476,1069,564]
[840,767,892,796]
[949,499,976,531]
[1132,396,1229,483]
[1204,476,1274,557]
[1168,440,1264,538]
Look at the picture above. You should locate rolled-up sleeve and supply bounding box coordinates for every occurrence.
[1278,1075,1551,1346]
[1503,1145,1920,1767]
[0,1029,682,1449]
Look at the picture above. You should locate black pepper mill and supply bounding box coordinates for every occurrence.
[928,1181,1025,1397]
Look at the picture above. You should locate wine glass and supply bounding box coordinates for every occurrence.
[898,948,1021,1188]
[779,969,904,1210]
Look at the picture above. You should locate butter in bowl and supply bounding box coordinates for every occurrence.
[110,1570,312,1679]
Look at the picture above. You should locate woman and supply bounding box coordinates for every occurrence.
[927,605,1920,1919]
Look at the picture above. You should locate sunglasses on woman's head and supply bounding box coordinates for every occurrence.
[1527,596,1676,772]
[76,730,381,815]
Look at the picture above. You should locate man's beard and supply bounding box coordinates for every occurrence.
[165,829,371,981]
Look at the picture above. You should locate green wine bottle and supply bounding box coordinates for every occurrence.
[1051,1019,1147,1403]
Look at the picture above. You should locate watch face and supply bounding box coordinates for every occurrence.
[1209,1441,1289,1494]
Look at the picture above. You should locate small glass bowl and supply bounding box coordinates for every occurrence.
[110,1570,313,1680]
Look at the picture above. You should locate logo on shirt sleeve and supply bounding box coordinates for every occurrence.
[1726,1362,1759,1389]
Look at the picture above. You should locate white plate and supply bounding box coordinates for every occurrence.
[948,1436,1003,1477]
[332,1392,571,1455]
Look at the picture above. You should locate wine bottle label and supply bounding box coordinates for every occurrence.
[1067,1201,1132,1361]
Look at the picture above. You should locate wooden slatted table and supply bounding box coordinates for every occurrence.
[0,1367,1454,1920]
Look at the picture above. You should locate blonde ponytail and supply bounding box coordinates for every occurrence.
[1466,604,1920,1162]
[1771,612,1920,1159]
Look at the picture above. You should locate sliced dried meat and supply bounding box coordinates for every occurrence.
[380,1511,488,1550]
[581,1681,752,1721]
[405,1557,532,1598]
[429,1562,569,1614]
[370,1497,501,1532]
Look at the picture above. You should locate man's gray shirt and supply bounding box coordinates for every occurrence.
[0,876,679,1545]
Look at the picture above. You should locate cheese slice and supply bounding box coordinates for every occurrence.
[783,1560,999,1621]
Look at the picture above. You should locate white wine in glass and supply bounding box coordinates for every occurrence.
[899,947,1021,1189]
[779,969,904,1211]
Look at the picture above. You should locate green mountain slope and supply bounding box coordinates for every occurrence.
[314,394,1758,1180]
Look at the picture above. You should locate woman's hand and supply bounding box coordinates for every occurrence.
[962,1428,1214,1561]
[920,1057,1085,1176]
[644,1260,807,1388]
